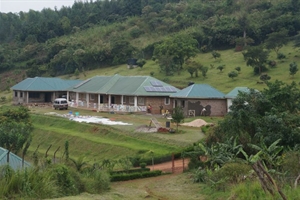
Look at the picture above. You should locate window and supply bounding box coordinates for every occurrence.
[14,91,18,97]
[138,97,144,105]
[165,97,170,105]
[129,97,134,104]
[20,92,23,98]
[90,94,95,100]
[29,92,40,98]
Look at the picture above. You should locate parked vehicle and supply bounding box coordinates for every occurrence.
[53,98,68,110]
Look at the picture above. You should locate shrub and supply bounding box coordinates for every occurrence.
[82,170,110,194]
[140,163,146,169]
[267,60,277,68]
[211,162,251,184]
[110,170,162,182]
[47,164,79,196]
[110,168,150,175]
[277,52,286,59]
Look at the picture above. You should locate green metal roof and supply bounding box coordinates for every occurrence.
[170,84,225,99]
[225,87,250,98]
[11,77,82,91]
[70,74,180,96]
[0,147,31,171]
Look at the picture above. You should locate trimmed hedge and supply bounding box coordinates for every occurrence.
[110,170,162,182]
[110,168,150,175]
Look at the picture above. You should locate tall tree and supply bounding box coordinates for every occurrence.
[265,29,289,55]
[242,45,269,75]
[154,33,199,74]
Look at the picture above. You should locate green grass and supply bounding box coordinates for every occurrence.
[62,42,300,93]
[27,111,205,164]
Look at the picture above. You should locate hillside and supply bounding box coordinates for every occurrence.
[60,42,300,94]
[1,0,300,94]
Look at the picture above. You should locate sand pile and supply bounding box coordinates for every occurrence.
[181,119,211,127]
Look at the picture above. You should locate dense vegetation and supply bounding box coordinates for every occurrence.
[186,81,300,199]
[1,0,300,78]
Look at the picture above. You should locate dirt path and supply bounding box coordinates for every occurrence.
[147,158,190,173]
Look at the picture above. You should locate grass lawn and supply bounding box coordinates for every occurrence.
[27,106,207,165]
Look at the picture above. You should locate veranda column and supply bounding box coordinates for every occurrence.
[86,93,89,108]
[121,95,124,105]
[173,99,176,108]
[98,94,101,110]
[108,95,111,107]
[134,96,138,112]
[76,93,79,107]
[26,92,29,103]
[67,91,69,102]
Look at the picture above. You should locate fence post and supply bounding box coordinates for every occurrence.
[172,153,174,173]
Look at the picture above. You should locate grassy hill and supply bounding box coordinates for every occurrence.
[61,42,300,94]
[25,107,207,165]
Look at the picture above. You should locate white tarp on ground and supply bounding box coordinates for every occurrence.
[44,112,132,125]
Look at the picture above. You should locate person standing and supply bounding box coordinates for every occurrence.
[147,104,152,113]
[201,107,206,116]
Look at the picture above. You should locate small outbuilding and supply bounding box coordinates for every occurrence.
[170,84,226,116]
[225,87,250,112]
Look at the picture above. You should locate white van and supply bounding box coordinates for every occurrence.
[53,98,68,110]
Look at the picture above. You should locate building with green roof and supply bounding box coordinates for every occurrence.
[67,74,180,114]
[225,87,250,112]
[0,147,31,171]
[11,77,82,105]
[170,84,226,116]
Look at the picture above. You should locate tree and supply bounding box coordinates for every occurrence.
[185,60,203,77]
[228,71,238,79]
[154,33,199,74]
[217,65,225,72]
[235,66,241,73]
[211,50,221,60]
[209,81,300,150]
[289,62,298,77]
[201,66,208,78]
[155,54,177,76]
[171,106,185,132]
[0,107,33,163]
[136,59,146,68]
[260,73,271,82]
[243,46,269,75]
[265,29,289,55]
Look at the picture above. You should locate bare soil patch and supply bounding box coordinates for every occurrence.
[181,119,213,128]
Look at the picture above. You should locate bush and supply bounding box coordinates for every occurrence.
[211,162,251,184]
[82,170,110,194]
[267,60,277,68]
[140,163,146,169]
[110,170,162,182]
[277,52,286,60]
[110,168,150,175]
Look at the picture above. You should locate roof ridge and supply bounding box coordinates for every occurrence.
[133,76,149,95]
[186,84,194,97]
[38,77,59,90]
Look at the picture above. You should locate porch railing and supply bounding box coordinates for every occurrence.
[69,101,147,113]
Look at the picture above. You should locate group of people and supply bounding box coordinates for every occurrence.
[147,104,207,116]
